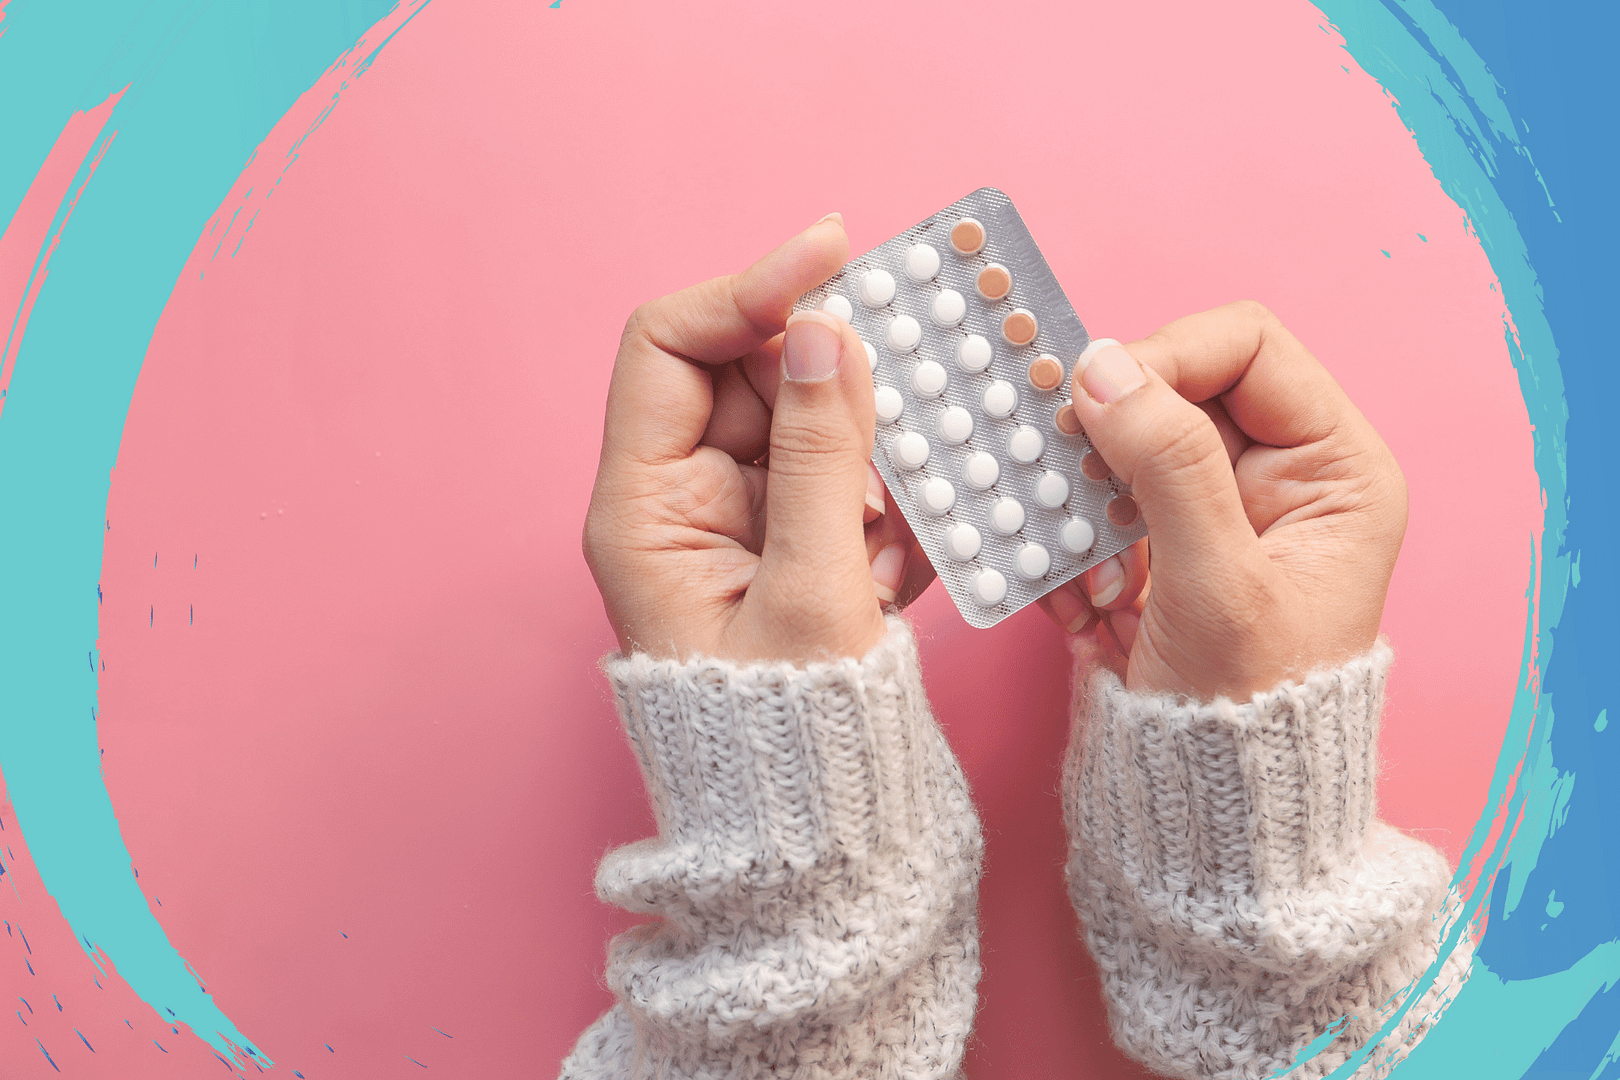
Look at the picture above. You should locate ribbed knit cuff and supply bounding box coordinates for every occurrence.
[603,616,939,876]
[1067,643,1392,902]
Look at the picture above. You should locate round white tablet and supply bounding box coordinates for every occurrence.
[982,380,1018,419]
[970,567,1008,607]
[1034,469,1070,508]
[937,405,973,444]
[962,450,1000,490]
[912,359,948,398]
[1007,424,1045,464]
[863,340,877,370]
[874,385,904,424]
[1014,542,1051,581]
[903,243,942,282]
[858,268,896,308]
[886,314,922,354]
[1059,517,1096,554]
[990,497,1025,535]
[820,294,854,322]
[957,334,993,373]
[944,522,982,561]
[930,289,967,328]
[920,477,956,515]
[890,431,930,470]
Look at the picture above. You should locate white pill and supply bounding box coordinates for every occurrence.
[970,568,1008,607]
[1059,517,1096,554]
[990,497,1025,535]
[859,268,896,308]
[821,294,854,322]
[1014,542,1052,581]
[944,522,982,561]
[904,243,942,282]
[891,431,930,470]
[962,450,1000,490]
[982,380,1018,419]
[930,289,967,327]
[863,340,877,370]
[874,385,904,423]
[937,405,974,444]
[912,359,948,398]
[920,477,957,515]
[957,334,993,373]
[1007,424,1045,464]
[1034,469,1070,509]
[887,314,922,354]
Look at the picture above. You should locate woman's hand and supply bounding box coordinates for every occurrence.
[1037,302,1408,700]
[583,215,930,663]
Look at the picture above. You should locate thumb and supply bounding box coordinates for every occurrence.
[1067,337,1264,594]
[750,309,883,647]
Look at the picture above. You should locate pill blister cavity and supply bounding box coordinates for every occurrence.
[1059,517,1096,554]
[859,268,896,308]
[1034,469,1069,509]
[1106,494,1139,526]
[875,386,904,424]
[912,359,948,398]
[1007,424,1045,464]
[1054,403,1083,435]
[970,567,1007,606]
[904,243,941,282]
[887,314,922,354]
[937,405,974,445]
[950,217,987,255]
[1027,354,1064,392]
[963,451,1000,490]
[990,497,1026,535]
[821,294,854,322]
[981,379,1018,419]
[1002,309,1038,347]
[976,264,1012,302]
[931,289,967,327]
[945,522,982,562]
[920,477,957,515]
[1014,542,1051,581]
[957,334,993,374]
[863,340,878,370]
[1080,450,1112,481]
[892,431,930,470]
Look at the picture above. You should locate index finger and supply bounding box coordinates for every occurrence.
[1124,300,1363,450]
[602,214,850,467]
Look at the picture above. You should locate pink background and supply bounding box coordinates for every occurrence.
[0,1,1537,1076]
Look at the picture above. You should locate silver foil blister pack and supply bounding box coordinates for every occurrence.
[794,187,1147,628]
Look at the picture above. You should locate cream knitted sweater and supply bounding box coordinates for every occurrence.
[559,618,1468,1080]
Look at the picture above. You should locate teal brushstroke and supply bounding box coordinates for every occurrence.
[1312,1,1584,1076]
[0,0,427,1063]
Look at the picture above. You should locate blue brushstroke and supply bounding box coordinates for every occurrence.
[0,0,429,1063]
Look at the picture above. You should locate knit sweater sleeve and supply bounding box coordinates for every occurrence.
[559,616,983,1080]
[1063,643,1474,1080]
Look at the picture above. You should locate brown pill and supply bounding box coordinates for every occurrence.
[1106,495,1139,527]
[1027,354,1064,392]
[1054,403,1084,435]
[950,217,986,255]
[1002,308,1038,347]
[1080,450,1112,481]
[976,263,1012,301]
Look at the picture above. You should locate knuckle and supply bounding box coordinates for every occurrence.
[1138,405,1224,485]
[769,417,858,468]
[1228,298,1279,328]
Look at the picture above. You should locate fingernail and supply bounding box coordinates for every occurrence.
[1046,584,1093,634]
[871,543,906,604]
[782,311,844,382]
[1075,338,1145,404]
[1088,555,1125,608]
[815,211,844,227]
[864,463,887,520]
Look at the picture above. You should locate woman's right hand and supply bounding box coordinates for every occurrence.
[1037,302,1409,701]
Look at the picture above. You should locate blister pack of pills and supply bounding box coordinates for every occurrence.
[795,187,1147,628]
